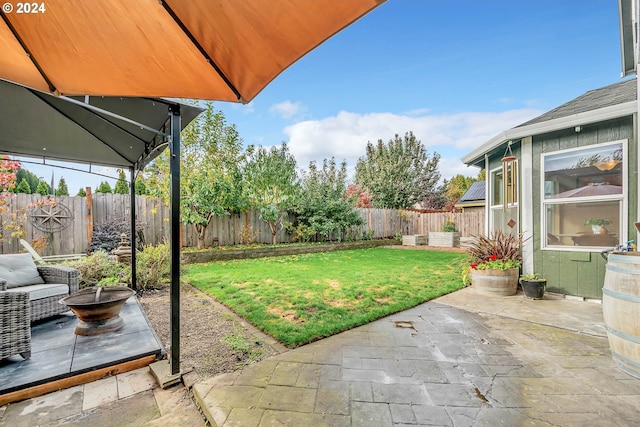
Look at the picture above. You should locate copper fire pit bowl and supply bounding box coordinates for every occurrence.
[59,286,135,336]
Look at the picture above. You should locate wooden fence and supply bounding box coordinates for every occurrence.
[0,193,485,256]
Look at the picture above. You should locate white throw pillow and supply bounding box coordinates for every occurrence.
[0,253,45,288]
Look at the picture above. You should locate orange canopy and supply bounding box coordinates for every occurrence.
[1,0,384,102]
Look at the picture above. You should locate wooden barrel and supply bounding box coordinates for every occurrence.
[603,252,640,379]
[471,267,519,296]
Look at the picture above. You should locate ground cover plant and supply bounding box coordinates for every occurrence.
[184,248,466,347]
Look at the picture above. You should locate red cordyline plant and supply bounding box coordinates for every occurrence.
[468,230,526,271]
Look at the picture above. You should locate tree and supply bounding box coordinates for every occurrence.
[421,184,448,210]
[134,179,147,195]
[355,132,441,209]
[15,179,32,194]
[0,156,21,240]
[76,188,87,197]
[96,181,112,194]
[114,170,129,194]
[242,143,299,244]
[35,180,50,195]
[55,177,69,196]
[441,174,476,209]
[146,101,244,249]
[14,168,39,193]
[345,183,372,208]
[292,158,363,241]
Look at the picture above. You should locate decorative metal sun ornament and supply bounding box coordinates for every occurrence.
[28,201,74,233]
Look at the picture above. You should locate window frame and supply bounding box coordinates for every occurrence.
[540,139,628,252]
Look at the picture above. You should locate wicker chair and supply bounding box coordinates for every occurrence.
[30,265,79,322]
[0,265,78,322]
[0,291,31,360]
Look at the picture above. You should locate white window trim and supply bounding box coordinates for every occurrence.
[540,139,628,252]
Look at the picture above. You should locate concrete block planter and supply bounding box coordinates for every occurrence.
[402,235,428,246]
[428,232,460,247]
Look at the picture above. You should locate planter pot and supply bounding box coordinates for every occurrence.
[471,267,519,296]
[428,232,460,247]
[520,279,546,299]
[402,235,428,246]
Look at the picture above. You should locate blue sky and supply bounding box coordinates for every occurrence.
[25,0,628,194]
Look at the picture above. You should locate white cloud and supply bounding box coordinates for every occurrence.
[283,108,542,177]
[270,100,306,120]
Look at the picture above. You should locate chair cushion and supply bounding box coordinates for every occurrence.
[0,253,45,288]
[4,283,69,301]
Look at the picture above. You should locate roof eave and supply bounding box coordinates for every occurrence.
[454,202,485,208]
[619,0,636,77]
[461,101,637,166]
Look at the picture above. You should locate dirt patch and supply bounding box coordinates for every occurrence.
[138,284,282,384]
[267,305,302,325]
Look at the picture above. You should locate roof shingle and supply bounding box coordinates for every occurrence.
[517,78,636,128]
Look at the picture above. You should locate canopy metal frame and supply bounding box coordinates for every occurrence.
[1,87,192,376]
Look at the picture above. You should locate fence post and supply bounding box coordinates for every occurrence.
[86,187,93,247]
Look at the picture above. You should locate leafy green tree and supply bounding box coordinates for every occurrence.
[134,179,147,195]
[55,177,69,196]
[15,168,40,193]
[96,181,112,194]
[355,131,441,209]
[15,179,32,194]
[243,143,299,244]
[114,170,129,194]
[293,158,363,241]
[36,180,50,195]
[146,101,244,249]
[444,174,475,204]
[76,188,87,197]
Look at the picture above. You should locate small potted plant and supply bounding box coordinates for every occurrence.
[584,218,611,234]
[519,273,547,300]
[428,220,460,247]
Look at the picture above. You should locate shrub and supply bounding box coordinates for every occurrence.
[68,242,170,290]
[68,250,128,289]
[284,221,316,243]
[442,220,457,232]
[135,242,170,290]
[88,218,146,253]
[467,230,524,264]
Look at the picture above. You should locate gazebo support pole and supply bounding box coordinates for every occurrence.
[130,166,137,292]
[169,105,181,375]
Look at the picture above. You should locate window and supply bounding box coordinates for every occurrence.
[542,141,625,249]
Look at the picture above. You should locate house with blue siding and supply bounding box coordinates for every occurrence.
[462,78,637,299]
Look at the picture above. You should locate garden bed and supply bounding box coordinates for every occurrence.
[181,239,399,264]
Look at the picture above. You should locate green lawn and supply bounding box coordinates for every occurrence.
[184,248,466,347]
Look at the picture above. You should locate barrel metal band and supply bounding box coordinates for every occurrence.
[605,325,640,344]
[608,254,640,265]
[603,287,640,303]
[611,349,640,369]
[606,264,640,275]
